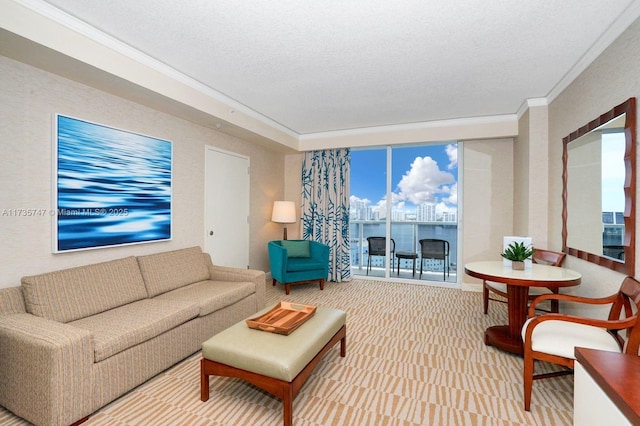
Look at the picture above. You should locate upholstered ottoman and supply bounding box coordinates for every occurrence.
[200,306,347,426]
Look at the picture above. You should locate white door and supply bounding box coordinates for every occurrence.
[205,147,250,268]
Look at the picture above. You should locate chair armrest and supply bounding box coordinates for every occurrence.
[309,241,330,266]
[0,313,93,426]
[528,313,636,331]
[528,292,619,318]
[523,312,636,348]
[268,242,288,282]
[208,265,266,309]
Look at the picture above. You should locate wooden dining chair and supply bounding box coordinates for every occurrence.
[483,248,566,314]
[521,275,640,411]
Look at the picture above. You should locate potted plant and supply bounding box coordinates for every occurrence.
[501,241,535,270]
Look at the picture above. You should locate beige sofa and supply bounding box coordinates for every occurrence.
[0,246,265,426]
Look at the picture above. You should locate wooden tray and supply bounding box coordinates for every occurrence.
[246,301,316,335]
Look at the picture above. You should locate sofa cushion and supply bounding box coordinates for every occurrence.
[281,240,310,258]
[69,298,200,362]
[286,258,325,272]
[21,256,148,323]
[137,247,210,297]
[156,280,255,317]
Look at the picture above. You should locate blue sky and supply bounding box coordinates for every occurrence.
[351,144,458,214]
[601,132,625,212]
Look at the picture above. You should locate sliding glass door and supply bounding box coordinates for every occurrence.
[350,143,459,283]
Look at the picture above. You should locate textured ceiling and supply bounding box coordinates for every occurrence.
[34,1,640,134]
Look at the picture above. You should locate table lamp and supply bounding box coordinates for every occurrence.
[272,201,296,240]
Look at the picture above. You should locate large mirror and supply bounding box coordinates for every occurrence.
[562,97,636,274]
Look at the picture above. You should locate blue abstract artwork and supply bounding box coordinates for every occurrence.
[55,115,172,252]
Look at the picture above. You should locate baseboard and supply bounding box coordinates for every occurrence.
[265,271,482,293]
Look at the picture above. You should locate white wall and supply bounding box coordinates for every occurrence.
[462,139,515,268]
[0,55,284,289]
[514,104,551,248]
[546,18,640,309]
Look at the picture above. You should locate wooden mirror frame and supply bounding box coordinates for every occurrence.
[562,97,636,274]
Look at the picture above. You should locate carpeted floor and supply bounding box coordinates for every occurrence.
[0,279,573,425]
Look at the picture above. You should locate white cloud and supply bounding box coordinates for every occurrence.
[350,195,370,205]
[435,202,449,215]
[374,194,404,212]
[352,147,459,211]
[446,144,458,170]
[441,182,457,205]
[395,156,455,205]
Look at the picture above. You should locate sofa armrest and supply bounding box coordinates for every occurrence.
[0,313,94,426]
[0,286,26,315]
[207,264,266,310]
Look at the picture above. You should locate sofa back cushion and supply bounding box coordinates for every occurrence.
[137,246,210,297]
[21,256,147,323]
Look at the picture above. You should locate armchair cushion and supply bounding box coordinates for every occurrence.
[281,240,310,258]
[287,258,325,272]
[522,317,622,359]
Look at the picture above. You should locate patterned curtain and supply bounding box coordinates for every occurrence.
[301,149,351,282]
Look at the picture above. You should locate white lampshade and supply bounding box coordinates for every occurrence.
[271,201,296,224]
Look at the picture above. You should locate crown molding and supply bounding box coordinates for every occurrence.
[8,0,299,142]
[516,98,548,119]
[299,114,518,151]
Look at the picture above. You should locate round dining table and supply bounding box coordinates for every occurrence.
[464,260,582,355]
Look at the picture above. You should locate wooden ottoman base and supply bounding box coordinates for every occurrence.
[201,324,346,426]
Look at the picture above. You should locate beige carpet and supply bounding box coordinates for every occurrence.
[0,279,573,425]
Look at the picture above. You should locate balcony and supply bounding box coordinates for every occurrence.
[350,220,458,283]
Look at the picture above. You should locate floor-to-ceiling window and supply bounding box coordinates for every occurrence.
[350,143,459,284]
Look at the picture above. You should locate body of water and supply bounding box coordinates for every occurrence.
[350,221,458,273]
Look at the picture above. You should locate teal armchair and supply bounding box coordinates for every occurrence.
[268,240,330,295]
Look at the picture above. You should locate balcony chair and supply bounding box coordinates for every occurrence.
[418,238,450,280]
[268,240,329,295]
[521,275,640,411]
[483,248,566,314]
[366,237,395,275]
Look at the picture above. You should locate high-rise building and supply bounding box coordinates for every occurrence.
[351,199,375,220]
[442,210,457,222]
[416,203,437,222]
[391,209,405,221]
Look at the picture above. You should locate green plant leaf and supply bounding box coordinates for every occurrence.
[500,241,535,261]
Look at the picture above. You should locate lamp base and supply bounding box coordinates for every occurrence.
[283,227,288,240]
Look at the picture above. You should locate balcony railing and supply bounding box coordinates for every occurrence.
[350,219,457,281]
